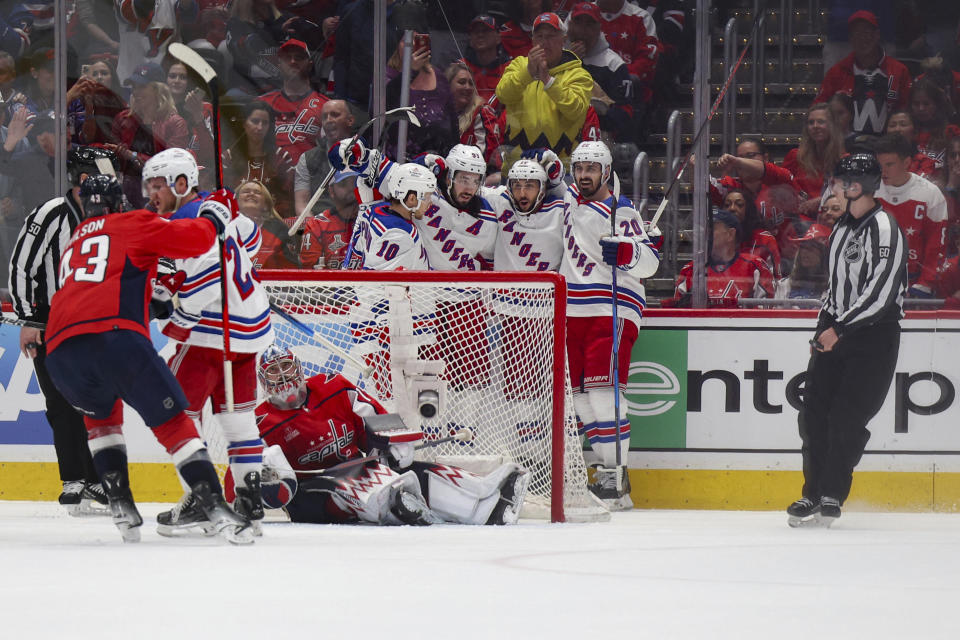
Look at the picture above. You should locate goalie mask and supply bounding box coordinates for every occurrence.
[258,346,307,410]
[507,159,547,214]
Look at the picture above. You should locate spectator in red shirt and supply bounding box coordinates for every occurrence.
[818,193,844,227]
[299,170,362,270]
[884,109,938,180]
[723,188,782,279]
[595,0,660,103]
[815,10,911,135]
[782,103,844,217]
[944,137,960,226]
[775,223,831,301]
[499,0,552,58]
[236,178,300,269]
[461,14,511,101]
[910,76,960,179]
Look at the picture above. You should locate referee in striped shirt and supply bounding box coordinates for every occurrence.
[6,146,116,512]
[787,153,907,527]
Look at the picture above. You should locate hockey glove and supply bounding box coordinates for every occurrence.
[521,147,564,188]
[152,268,186,303]
[161,307,200,343]
[387,442,416,469]
[600,236,636,267]
[643,221,664,252]
[418,153,447,179]
[198,189,239,235]
[329,137,369,172]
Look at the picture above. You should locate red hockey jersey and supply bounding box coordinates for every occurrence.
[259,89,329,164]
[255,374,386,474]
[815,52,911,135]
[46,210,216,352]
[668,252,775,307]
[598,1,660,90]
[299,208,359,269]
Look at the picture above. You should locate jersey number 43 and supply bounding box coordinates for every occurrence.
[59,235,110,287]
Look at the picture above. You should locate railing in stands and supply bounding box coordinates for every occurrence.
[722,18,738,155]
[632,150,649,217]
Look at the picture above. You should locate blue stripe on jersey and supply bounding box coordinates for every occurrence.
[200,307,271,325]
[182,261,219,284]
[192,323,273,340]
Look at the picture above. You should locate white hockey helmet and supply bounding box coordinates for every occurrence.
[386,163,437,211]
[507,159,548,213]
[570,141,612,183]
[258,345,307,410]
[141,148,199,199]
[445,144,485,179]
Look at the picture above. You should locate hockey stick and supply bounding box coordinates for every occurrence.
[609,171,624,479]
[287,106,421,237]
[0,315,45,330]
[167,43,235,411]
[268,301,373,376]
[648,15,762,228]
[293,428,475,475]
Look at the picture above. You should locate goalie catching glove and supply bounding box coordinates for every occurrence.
[363,413,422,469]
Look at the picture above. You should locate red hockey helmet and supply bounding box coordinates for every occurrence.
[258,345,307,410]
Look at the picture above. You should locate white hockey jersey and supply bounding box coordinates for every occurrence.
[372,157,497,271]
[354,201,430,270]
[165,213,274,352]
[561,184,660,329]
[486,187,566,272]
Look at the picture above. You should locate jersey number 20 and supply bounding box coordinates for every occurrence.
[59,235,110,287]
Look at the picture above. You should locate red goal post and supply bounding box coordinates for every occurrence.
[259,270,608,523]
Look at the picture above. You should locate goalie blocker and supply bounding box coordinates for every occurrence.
[221,349,530,526]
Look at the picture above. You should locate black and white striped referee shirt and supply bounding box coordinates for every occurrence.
[820,204,907,335]
[7,192,84,323]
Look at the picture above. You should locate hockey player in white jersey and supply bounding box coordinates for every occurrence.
[352,163,434,270]
[154,189,275,535]
[560,141,661,510]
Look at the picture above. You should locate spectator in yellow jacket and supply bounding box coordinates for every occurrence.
[495,12,593,167]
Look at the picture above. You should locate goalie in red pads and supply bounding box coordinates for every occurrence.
[228,346,531,526]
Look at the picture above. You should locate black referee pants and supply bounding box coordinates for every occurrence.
[798,322,901,503]
[34,340,98,484]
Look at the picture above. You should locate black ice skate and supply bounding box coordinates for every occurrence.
[391,489,442,525]
[190,481,255,545]
[486,470,531,525]
[100,470,143,543]
[786,496,822,528]
[819,496,841,527]
[58,480,84,515]
[589,465,633,511]
[156,492,215,537]
[232,471,265,536]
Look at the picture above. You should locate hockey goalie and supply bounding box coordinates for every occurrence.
[222,346,531,526]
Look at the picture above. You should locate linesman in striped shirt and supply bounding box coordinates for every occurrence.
[788,153,907,528]
[7,146,116,514]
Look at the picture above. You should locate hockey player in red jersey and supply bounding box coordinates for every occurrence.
[873,134,949,296]
[155,188,274,536]
[226,347,530,526]
[44,175,254,544]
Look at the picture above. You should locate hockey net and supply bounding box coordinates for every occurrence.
[255,270,608,523]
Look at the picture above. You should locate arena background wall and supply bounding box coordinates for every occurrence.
[3,309,960,511]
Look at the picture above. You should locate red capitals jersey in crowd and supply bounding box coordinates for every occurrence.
[498,21,532,58]
[742,229,782,279]
[915,125,960,172]
[254,218,301,269]
[876,172,949,288]
[815,52,911,135]
[259,89,328,164]
[46,210,216,353]
[598,1,660,95]
[255,374,386,473]
[709,162,806,213]
[299,208,360,269]
[780,148,826,199]
[934,256,960,307]
[460,53,511,101]
[668,253,775,307]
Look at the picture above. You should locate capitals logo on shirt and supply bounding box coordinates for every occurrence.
[275,109,321,144]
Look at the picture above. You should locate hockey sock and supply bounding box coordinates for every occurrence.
[153,412,202,456]
[573,392,596,438]
[176,449,222,494]
[85,410,127,479]
[587,388,630,468]
[217,411,264,483]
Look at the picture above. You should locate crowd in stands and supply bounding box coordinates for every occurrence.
[2,2,960,310]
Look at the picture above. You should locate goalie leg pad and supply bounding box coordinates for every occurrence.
[299,463,425,525]
[422,462,525,525]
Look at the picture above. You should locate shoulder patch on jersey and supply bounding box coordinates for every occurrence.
[28,222,41,236]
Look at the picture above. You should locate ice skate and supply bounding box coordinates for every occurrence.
[486,470,531,525]
[100,471,143,543]
[589,466,633,511]
[191,481,255,545]
[156,492,215,537]
[819,496,841,527]
[58,480,85,516]
[64,482,110,517]
[391,489,443,525]
[232,471,265,536]
[786,496,822,528]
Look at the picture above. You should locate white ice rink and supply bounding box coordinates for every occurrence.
[1,502,958,639]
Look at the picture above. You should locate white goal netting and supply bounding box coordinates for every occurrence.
[260,271,608,523]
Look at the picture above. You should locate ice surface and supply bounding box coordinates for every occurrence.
[1,502,958,639]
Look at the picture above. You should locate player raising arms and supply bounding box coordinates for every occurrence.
[560,140,661,510]
[155,189,274,536]
[228,347,530,526]
[43,176,253,544]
